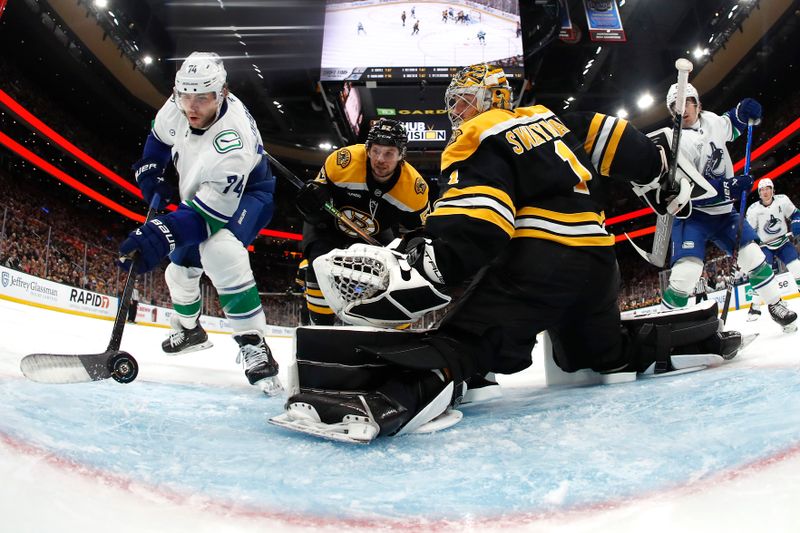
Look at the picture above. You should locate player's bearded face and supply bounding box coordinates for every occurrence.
[368,145,401,181]
[177,91,222,128]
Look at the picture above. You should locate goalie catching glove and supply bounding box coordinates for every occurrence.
[312,241,451,328]
[630,127,717,218]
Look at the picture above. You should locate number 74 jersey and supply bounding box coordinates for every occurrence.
[150,92,267,228]
[428,105,664,282]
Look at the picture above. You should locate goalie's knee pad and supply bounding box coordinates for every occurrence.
[621,300,730,373]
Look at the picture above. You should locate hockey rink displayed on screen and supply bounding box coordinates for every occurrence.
[321,1,522,80]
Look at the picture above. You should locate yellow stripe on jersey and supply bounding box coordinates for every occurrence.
[306,287,325,298]
[437,185,514,211]
[516,207,605,225]
[429,206,515,237]
[513,229,615,247]
[600,118,628,177]
[307,302,335,314]
[583,113,604,156]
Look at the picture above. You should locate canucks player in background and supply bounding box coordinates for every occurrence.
[119,52,281,394]
[659,83,797,331]
[745,177,800,321]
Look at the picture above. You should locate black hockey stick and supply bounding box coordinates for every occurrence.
[264,152,381,246]
[721,122,755,324]
[19,194,162,384]
[625,59,693,268]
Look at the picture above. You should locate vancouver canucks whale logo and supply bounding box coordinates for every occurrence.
[765,214,782,236]
[702,142,726,180]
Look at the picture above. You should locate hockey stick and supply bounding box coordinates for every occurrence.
[19,193,162,384]
[625,59,693,268]
[721,122,755,324]
[264,152,381,246]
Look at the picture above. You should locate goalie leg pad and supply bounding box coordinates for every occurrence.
[621,301,744,373]
[295,326,426,392]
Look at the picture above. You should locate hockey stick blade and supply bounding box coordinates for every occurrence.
[20,350,139,384]
[624,231,666,268]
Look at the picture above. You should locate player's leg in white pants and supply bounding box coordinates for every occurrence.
[738,243,782,306]
[662,257,703,309]
[200,229,267,337]
[164,263,204,329]
[786,258,800,290]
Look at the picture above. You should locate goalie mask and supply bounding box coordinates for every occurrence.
[445,63,512,128]
[312,244,451,328]
[174,51,227,128]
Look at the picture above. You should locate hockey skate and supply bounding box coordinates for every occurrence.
[235,332,282,396]
[461,372,502,405]
[162,316,213,355]
[768,300,798,333]
[747,303,761,322]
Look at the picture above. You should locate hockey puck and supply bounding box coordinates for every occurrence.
[108,352,139,383]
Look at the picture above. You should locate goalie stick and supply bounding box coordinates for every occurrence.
[720,122,755,324]
[625,58,693,268]
[19,194,162,384]
[264,152,381,246]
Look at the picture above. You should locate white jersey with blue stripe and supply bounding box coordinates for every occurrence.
[151,93,263,227]
[679,110,739,215]
[746,194,799,250]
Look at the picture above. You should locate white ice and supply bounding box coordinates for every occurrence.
[2,296,800,532]
[321,2,522,72]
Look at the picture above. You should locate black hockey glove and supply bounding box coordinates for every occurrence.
[296,181,331,224]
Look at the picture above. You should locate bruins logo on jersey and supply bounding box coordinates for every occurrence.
[415,176,427,195]
[336,149,352,168]
[337,207,379,238]
[447,129,462,147]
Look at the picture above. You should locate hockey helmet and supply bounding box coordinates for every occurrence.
[175,51,227,96]
[366,118,408,160]
[446,63,512,128]
[666,82,700,112]
[758,178,774,191]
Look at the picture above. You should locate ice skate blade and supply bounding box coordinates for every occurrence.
[256,375,283,396]
[268,411,378,444]
[783,323,798,333]
[412,409,462,434]
[461,385,502,405]
[162,340,214,356]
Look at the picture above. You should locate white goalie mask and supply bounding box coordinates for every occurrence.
[313,244,451,328]
[173,51,227,126]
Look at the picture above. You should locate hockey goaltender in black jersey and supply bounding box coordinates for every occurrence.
[295,119,430,325]
[271,64,747,444]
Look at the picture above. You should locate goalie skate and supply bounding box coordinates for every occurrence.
[269,399,380,444]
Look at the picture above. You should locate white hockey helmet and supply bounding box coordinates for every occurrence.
[758,178,774,191]
[174,51,227,96]
[666,82,700,112]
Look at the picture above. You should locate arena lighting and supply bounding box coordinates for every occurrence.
[0,89,303,241]
[0,130,147,223]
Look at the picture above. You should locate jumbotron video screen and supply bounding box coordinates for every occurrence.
[320,0,523,81]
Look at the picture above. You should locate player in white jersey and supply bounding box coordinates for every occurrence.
[119,52,281,394]
[745,177,800,320]
[659,82,797,331]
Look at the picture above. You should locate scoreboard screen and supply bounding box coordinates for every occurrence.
[321,0,523,82]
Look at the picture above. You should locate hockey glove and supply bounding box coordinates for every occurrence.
[134,157,173,210]
[791,213,800,237]
[724,174,754,203]
[118,207,206,274]
[296,181,331,224]
[728,98,762,131]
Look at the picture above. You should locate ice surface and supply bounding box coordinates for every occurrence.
[2,297,800,532]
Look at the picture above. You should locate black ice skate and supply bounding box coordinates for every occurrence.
[747,304,761,322]
[162,319,213,355]
[768,300,798,332]
[461,372,502,405]
[234,332,282,395]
